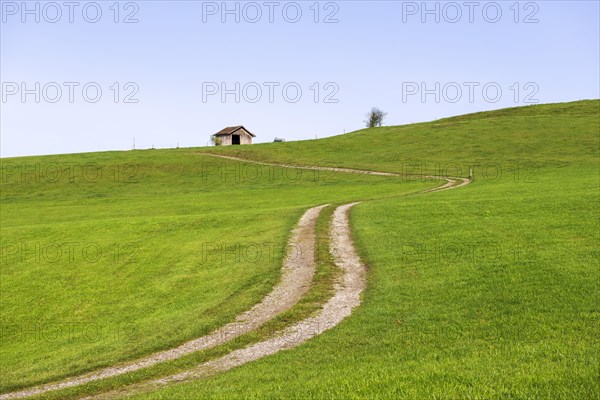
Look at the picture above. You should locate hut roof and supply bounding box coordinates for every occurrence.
[213,126,256,137]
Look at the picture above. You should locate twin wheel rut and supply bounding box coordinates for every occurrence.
[2,156,471,399]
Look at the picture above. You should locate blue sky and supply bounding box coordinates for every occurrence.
[1,0,599,157]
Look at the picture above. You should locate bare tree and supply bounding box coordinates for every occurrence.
[364,107,387,128]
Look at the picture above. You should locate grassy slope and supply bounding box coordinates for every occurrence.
[129,100,599,399]
[204,100,598,175]
[0,150,433,391]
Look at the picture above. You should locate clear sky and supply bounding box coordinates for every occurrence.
[1,0,598,157]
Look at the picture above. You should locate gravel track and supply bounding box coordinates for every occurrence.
[1,154,471,399]
[84,173,470,399]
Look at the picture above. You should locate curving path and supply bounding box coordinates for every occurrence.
[82,202,371,399]
[203,153,471,193]
[1,155,471,400]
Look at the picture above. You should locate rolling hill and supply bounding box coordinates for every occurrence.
[1,100,598,399]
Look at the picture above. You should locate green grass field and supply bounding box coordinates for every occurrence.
[1,100,598,399]
[0,149,432,392]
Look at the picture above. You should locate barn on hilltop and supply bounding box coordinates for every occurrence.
[212,126,255,146]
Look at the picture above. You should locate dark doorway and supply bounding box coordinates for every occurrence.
[232,135,241,145]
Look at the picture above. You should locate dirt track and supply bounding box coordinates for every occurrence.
[82,202,370,399]
[1,155,471,400]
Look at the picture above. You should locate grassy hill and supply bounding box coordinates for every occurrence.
[1,100,598,399]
